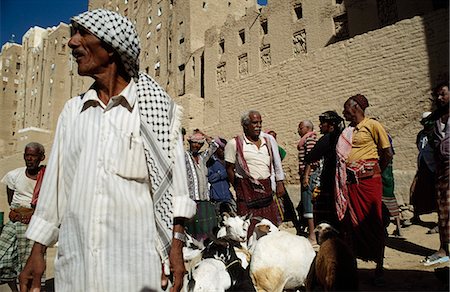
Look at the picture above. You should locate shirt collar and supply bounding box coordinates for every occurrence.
[81,79,137,112]
[355,117,369,130]
[243,134,267,145]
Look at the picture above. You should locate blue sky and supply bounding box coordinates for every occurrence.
[1,0,88,47]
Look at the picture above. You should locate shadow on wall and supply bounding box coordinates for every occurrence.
[424,4,449,93]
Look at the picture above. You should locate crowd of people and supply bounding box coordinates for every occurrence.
[0,8,448,292]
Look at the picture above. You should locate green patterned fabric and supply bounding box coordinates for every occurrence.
[0,220,33,281]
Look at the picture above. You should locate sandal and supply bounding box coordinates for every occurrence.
[421,253,449,266]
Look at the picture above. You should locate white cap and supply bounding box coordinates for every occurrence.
[422,112,432,119]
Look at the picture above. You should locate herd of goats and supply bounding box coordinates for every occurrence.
[180,208,359,292]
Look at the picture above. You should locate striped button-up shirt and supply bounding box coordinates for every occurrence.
[26,80,194,291]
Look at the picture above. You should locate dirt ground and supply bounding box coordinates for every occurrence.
[357,212,449,291]
[1,187,448,292]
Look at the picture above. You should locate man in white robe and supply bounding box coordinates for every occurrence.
[19,9,195,292]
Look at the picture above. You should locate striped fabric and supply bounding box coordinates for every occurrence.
[26,80,193,291]
[381,163,400,218]
[298,132,318,175]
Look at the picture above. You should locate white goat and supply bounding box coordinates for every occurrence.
[217,213,252,268]
[187,258,232,292]
[250,224,316,292]
[247,219,279,253]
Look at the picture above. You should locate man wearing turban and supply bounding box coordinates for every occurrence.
[335,94,393,285]
[184,131,219,241]
[19,9,195,291]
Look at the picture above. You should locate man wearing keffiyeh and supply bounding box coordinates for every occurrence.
[337,94,393,285]
[19,9,196,292]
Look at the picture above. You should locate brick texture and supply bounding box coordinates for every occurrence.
[202,10,449,204]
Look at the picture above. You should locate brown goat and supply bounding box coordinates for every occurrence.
[306,223,358,291]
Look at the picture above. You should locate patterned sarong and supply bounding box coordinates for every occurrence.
[185,201,218,242]
[381,163,400,218]
[0,220,33,281]
[436,163,449,245]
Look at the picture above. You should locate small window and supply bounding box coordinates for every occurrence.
[158,7,162,16]
[154,61,161,77]
[148,16,152,24]
[156,23,162,31]
[261,19,268,35]
[179,37,185,44]
[146,31,152,39]
[219,39,225,54]
[202,2,207,9]
[294,4,303,20]
[239,29,245,44]
[16,62,20,70]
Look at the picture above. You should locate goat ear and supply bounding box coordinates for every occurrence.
[222,212,231,224]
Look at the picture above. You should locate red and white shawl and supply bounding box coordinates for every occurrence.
[335,126,358,224]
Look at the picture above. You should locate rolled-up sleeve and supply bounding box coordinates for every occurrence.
[172,134,196,219]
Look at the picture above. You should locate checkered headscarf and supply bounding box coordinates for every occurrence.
[71,9,140,81]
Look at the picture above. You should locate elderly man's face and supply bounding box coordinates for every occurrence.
[68,24,111,77]
[298,122,310,137]
[343,100,357,122]
[244,113,262,139]
[23,147,44,171]
[436,86,449,108]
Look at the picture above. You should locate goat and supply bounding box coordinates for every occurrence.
[183,233,204,262]
[305,222,358,291]
[187,237,255,292]
[186,258,232,292]
[250,227,315,292]
[247,218,279,253]
[217,213,252,268]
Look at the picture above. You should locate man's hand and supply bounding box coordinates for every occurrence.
[19,243,47,292]
[275,181,285,198]
[301,176,309,188]
[168,239,185,292]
